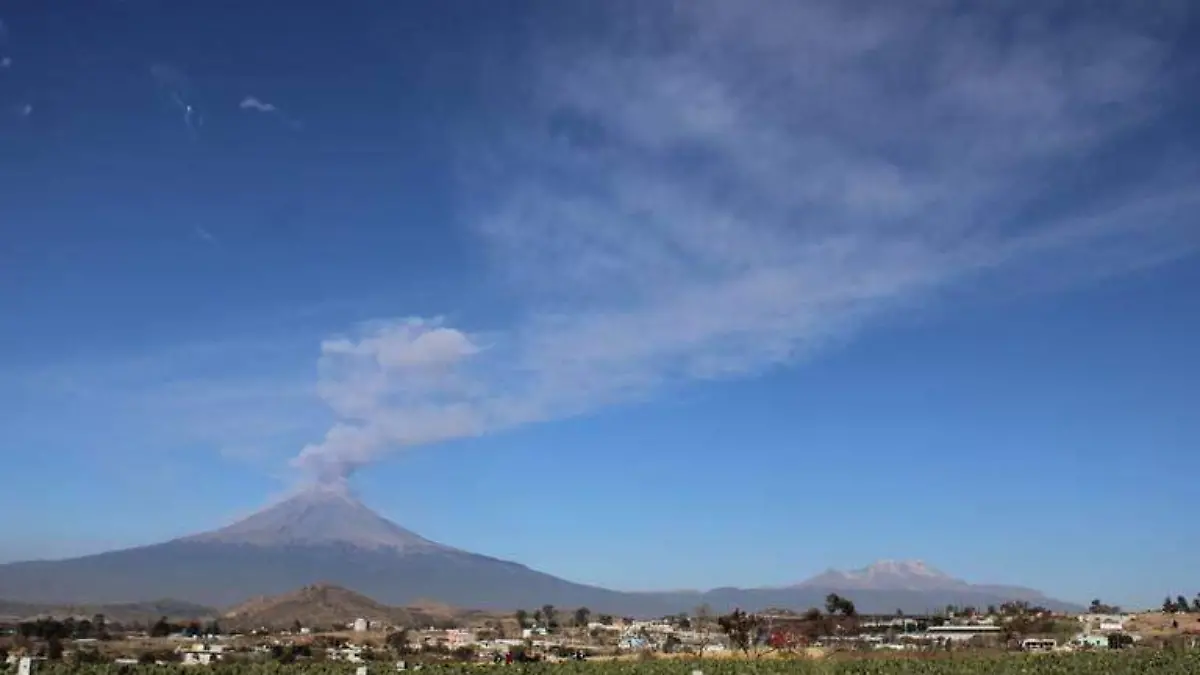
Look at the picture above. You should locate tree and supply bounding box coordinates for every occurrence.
[717,608,761,656]
[92,614,108,640]
[823,593,855,617]
[573,607,591,628]
[1164,596,1178,613]
[597,614,613,626]
[291,619,303,634]
[1176,596,1190,613]
[150,616,171,638]
[203,620,221,636]
[46,637,64,661]
[826,594,844,616]
[1192,595,1200,613]
[514,609,529,629]
[541,604,557,630]
[532,609,544,626]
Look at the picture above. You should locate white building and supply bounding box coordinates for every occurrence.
[925,625,1003,642]
[17,657,45,675]
[327,646,365,663]
[179,643,227,666]
[353,618,369,632]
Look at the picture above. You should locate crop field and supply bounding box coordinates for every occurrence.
[22,650,1200,675]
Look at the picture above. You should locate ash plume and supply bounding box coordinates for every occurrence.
[290,1,1200,488]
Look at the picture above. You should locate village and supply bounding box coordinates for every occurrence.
[3,597,1198,669]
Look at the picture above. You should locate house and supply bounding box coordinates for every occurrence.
[327,646,365,663]
[1021,638,1057,652]
[618,637,648,650]
[353,618,369,632]
[179,643,227,666]
[445,629,475,648]
[1079,614,1128,632]
[1071,634,1109,649]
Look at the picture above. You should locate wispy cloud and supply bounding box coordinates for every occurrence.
[239,94,302,130]
[239,96,277,113]
[285,1,1199,483]
[193,225,216,243]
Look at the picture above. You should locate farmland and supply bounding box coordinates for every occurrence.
[22,650,1200,675]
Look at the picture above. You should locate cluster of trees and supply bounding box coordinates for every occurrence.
[708,598,864,655]
[13,615,109,640]
[1,615,229,663]
[1089,599,1122,614]
[513,606,613,632]
[1162,594,1200,613]
[148,617,221,638]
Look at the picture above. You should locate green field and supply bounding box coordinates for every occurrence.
[22,651,1200,675]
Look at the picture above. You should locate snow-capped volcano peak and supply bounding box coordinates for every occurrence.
[865,559,947,578]
[795,559,967,591]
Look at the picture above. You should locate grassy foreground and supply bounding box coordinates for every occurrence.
[22,650,1200,675]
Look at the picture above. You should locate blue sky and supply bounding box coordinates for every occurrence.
[1,1,1198,609]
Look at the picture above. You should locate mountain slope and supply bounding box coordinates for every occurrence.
[0,598,216,623]
[0,492,1079,615]
[183,487,449,554]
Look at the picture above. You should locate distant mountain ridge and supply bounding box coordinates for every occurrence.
[0,490,1081,615]
[788,560,1055,607]
[0,598,215,623]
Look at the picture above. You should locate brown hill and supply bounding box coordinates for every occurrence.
[223,583,412,630]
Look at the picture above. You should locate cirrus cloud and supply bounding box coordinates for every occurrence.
[291,0,1200,485]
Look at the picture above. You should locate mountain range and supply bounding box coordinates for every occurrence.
[0,488,1080,615]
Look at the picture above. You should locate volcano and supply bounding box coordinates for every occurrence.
[0,490,1080,614]
[0,488,641,611]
